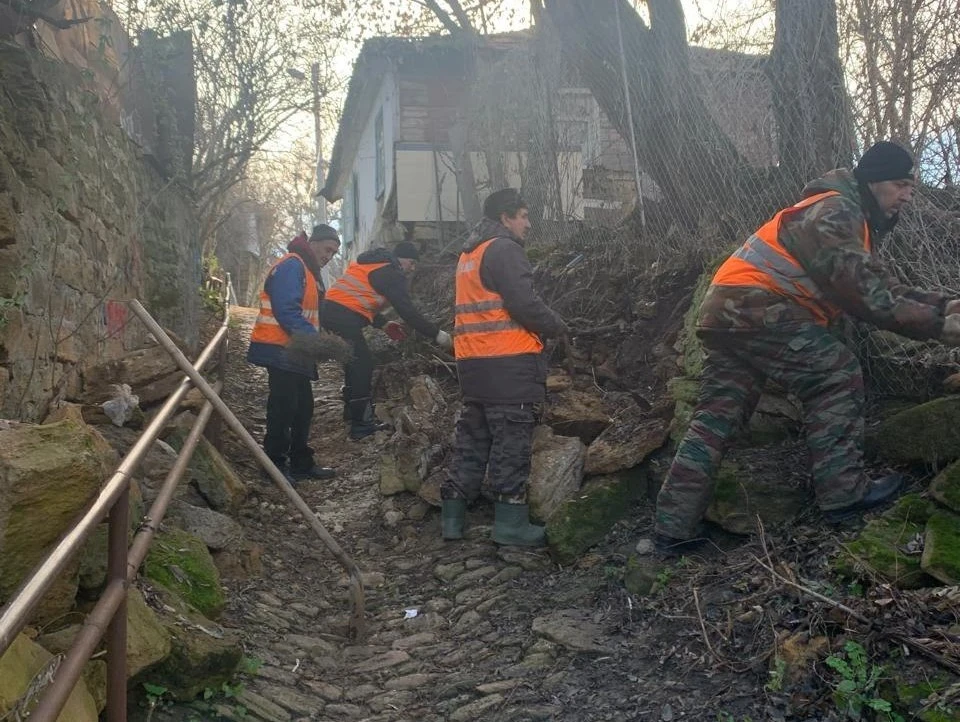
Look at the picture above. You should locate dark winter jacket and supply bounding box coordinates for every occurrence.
[246,236,326,379]
[456,218,567,404]
[698,168,948,341]
[321,248,440,339]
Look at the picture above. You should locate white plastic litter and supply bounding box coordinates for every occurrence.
[403,608,419,619]
[101,383,139,427]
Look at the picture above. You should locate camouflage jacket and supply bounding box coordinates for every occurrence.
[698,169,948,341]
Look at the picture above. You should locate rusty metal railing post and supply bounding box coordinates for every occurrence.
[106,486,129,721]
[207,272,231,452]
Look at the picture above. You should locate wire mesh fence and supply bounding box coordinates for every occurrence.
[427,0,959,399]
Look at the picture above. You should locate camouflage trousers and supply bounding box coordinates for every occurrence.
[442,402,536,503]
[656,323,869,540]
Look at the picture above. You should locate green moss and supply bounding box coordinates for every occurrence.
[897,679,946,706]
[866,397,960,465]
[930,460,960,512]
[667,377,700,405]
[547,470,647,564]
[135,587,242,701]
[705,461,807,535]
[833,494,936,589]
[144,528,224,619]
[921,510,960,584]
[680,272,713,379]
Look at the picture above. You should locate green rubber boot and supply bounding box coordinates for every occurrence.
[441,499,467,540]
[492,502,546,547]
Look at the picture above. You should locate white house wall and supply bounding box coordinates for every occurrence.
[396,149,584,222]
[341,69,399,262]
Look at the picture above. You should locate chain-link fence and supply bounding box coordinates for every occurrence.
[427,0,959,399]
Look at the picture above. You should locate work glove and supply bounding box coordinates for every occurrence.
[435,330,453,349]
[941,314,960,346]
[383,321,408,341]
[946,300,960,316]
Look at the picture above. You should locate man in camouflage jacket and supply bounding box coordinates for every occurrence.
[653,141,960,555]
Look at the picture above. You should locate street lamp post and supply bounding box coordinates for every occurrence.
[288,63,327,226]
[310,61,327,225]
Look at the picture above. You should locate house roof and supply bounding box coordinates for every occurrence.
[321,31,532,202]
[321,32,768,202]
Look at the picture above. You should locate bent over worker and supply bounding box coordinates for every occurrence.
[322,241,452,440]
[247,225,341,482]
[442,188,567,547]
[651,141,960,556]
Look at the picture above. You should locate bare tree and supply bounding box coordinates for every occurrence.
[838,0,960,185]
[113,0,349,253]
[539,0,853,234]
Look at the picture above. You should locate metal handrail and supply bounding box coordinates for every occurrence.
[0,277,366,722]
[0,279,232,721]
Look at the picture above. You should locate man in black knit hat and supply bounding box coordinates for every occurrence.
[648,141,960,556]
[323,241,452,440]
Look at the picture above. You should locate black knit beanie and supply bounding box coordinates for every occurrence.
[393,241,419,261]
[309,223,340,243]
[854,141,915,184]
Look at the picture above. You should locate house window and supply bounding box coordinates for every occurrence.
[374,109,385,199]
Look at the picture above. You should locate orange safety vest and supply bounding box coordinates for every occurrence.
[250,253,320,346]
[711,191,871,325]
[324,261,390,322]
[454,239,544,360]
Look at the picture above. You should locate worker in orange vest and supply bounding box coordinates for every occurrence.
[322,241,452,440]
[442,189,567,546]
[247,225,341,482]
[649,141,960,557]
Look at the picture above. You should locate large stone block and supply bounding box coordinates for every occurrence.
[0,418,114,625]
[585,414,668,477]
[79,345,179,405]
[37,586,171,690]
[543,390,612,444]
[140,587,243,701]
[867,397,960,466]
[546,470,647,564]
[833,494,936,589]
[165,429,247,513]
[921,510,960,585]
[144,527,226,619]
[528,426,585,523]
[0,633,98,722]
[704,461,808,535]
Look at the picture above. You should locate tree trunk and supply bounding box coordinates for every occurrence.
[542,0,756,230]
[770,0,855,190]
[542,0,853,237]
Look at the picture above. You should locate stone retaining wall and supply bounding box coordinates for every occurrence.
[0,42,200,420]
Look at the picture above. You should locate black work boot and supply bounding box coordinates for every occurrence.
[289,463,336,481]
[492,502,545,547]
[349,398,391,441]
[822,473,904,525]
[442,499,467,540]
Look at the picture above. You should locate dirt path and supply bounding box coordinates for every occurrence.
[148,307,834,722]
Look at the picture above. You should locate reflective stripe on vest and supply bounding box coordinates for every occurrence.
[710,191,871,325]
[250,253,320,346]
[325,261,389,322]
[454,239,544,360]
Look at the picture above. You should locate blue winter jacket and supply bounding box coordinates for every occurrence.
[246,256,321,379]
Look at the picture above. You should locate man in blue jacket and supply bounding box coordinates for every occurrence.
[247,225,340,481]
